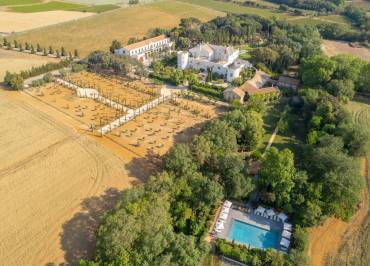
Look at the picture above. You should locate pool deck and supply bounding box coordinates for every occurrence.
[216,206,283,249]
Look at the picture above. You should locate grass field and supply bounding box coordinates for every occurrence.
[290,14,353,29]
[0,0,41,5]
[2,0,119,13]
[9,1,86,12]
[9,0,223,57]
[178,0,285,17]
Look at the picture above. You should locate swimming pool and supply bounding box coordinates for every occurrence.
[229,219,280,249]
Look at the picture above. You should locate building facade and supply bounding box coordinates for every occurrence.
[177,44,252,82]
[115,35,173,62]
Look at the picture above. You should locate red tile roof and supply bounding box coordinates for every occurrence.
[124,35,169,51]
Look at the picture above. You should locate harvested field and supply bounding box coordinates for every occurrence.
[322,40,370,61]
[0,49,58,80]
[0,89,135,265]
[107,97,223,159]
[9,0,223,57]
[0,10,94,33]
[67,71,161,109]
[27,83,126,130]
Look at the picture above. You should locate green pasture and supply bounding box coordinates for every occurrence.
[0,0,41,5]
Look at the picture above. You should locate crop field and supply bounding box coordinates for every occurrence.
[107,96,224,159]
[0,0,40,5]
[0,49,58,80]
[67,71,161,109]
[178,0,285,17]
[9,0,223,57]
[7,1,119,13]
[0,10,94,32]
[0,89,134,265]
[322,40,370,61]
[27,83,126,130]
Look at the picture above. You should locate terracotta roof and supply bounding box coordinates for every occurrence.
[224,87,245,98]
[240,82,279,96]
[124,35,169,51]
[247,70,270,88]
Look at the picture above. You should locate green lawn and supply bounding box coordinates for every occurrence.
[0,0,41,5]
[177,0,285,17]
[262,100,303,154]
[9,1,86,12]
[8,1,120,13]
[289,14,353,30]
[73,4,120,13]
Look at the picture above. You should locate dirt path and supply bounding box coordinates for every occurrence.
[308,157,369,266]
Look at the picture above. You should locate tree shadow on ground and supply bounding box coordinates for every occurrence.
[56,188,121,266]
[124,120,208,182]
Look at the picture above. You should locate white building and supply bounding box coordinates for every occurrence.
[115,35,173,62]
[177,44,252,82]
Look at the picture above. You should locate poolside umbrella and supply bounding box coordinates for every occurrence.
[280,238,291,248]
[220,212,228,221]
[282,230,292,239]
[284,223,293,231]
[278,212,288,222]
[266,208,275,219]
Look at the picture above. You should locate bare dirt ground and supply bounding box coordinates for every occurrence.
[0,49,58,80]
[0,89,137,266]
[27,83,126,130]
[322,40,370,61]
[0,10,94,33]
[309,158,369,266]
[68,71,161,109]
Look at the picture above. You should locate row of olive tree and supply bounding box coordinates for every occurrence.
[1,38,79,58]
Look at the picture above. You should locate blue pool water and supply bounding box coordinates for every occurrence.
[229,219,280,249]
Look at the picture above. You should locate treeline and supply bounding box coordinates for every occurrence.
[78,99,270,265]
[265,0,344,13]
[1,38,79,58]
[3,60,71,90]
[299,54,370,95]
[163,15,322,73]
[343,5,370,32]
[317,23,369,43]
[86,50,147,77]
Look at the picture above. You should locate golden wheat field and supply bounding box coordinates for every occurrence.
[0,10,94,33]
[0,90,137,265]
[0,49,58,80]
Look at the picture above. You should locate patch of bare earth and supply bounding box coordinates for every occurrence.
[0,49,58,80]
[0,11,94,33]
[322,40,370,61]
[309,158,369,266]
